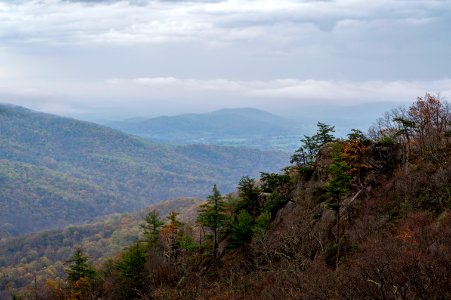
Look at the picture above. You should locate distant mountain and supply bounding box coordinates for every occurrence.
[107,108,300,150]
[0,104,288,236]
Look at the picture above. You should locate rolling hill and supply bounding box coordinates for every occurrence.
[0,104,288,237]
[107,108,300,150]
[0,197,203,298]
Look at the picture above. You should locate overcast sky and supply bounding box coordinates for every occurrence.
[1,0,450,121]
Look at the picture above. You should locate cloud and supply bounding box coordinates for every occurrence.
[0,0,450,120]
[0,0,449,48]
[108,77,451,104]
[3,76,450,119]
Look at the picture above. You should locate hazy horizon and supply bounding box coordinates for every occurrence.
[1,0,450,121]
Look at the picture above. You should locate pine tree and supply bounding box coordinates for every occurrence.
[65,248,95,298]
[227,210,254,249]
[197,184,226,261]
[115,242,148,299]
[140,209,164,249]
[325,144,351,268]
[291,122,335,167]
[237,176,261,219]
[314,122,335,145]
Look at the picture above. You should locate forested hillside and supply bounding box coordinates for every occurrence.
[0,198,203,299]
[7,94,450,299]
[108,108,300,150]
[0,104,288,236]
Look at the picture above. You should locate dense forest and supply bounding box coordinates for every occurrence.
[0,104,288,236]
[3,94,451,299]
[0,198,202,298]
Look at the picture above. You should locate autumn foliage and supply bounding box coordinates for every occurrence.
[4,95,451,299]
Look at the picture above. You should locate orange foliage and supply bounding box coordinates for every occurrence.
[342,140,370,181]
[396,229,414,242]
[69,277,91,300]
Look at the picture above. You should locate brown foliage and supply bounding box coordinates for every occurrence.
[337,213,451,300]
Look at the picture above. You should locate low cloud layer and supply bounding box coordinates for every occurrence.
[2,77,450,119]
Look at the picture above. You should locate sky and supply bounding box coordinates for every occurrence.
[0,0,451,122]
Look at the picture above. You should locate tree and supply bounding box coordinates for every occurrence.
[140,209,164,249]
[408,93,450,157]
[227,210,254,249]
[161,211,183,262]
[291,135,319,167]
[393,117,415,169]
[325,143,351,268]
[260,172,291,194]
[114,242,148,299]
[197,184,226,261]
[347,129,368,142]
[314,122,335,145]
[343,129,370,185]
[65,248,95,299]
[291,122,336,167]
[260,172,292,217]
[237,176,261,219]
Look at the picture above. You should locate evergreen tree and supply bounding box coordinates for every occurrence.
[197,184,226,261]
[65,248,95,298]
[140,209,164,249]
[314,122,335,145]
[260,172,292,217]
[325,143,351,268]
[393,117,415,169]
[347,129,368,142]
[227,210,254,249]
[291,122,335,167]
[115,242,148,299]
[237,176,261,219]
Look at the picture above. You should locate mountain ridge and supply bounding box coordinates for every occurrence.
[107,107,299,150]
[0,104,288,236]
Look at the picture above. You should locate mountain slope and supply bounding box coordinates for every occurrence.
[0,197,203,298]
[0,104,288,236]
[107,108,300,149]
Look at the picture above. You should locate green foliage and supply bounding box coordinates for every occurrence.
[65,248,95,287]
[291,122,335,167]
[114,242,148,299]
[0,104,288,237]
[178,228,198,251]
[227,210,254,249]
[260,172,292,217]
[197,185,226,259]
[167,211,182,228]
[393,117,415,136]
[0,198,202,296]
[253,211,272,233]
[260,172,290,193]
[140,209,164,248]
[237,176,261,218]
[197,185,226,233]
[347,129,369,142]
[379,134,397,147]
[315,122,336,145]
[325,144,351,209]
